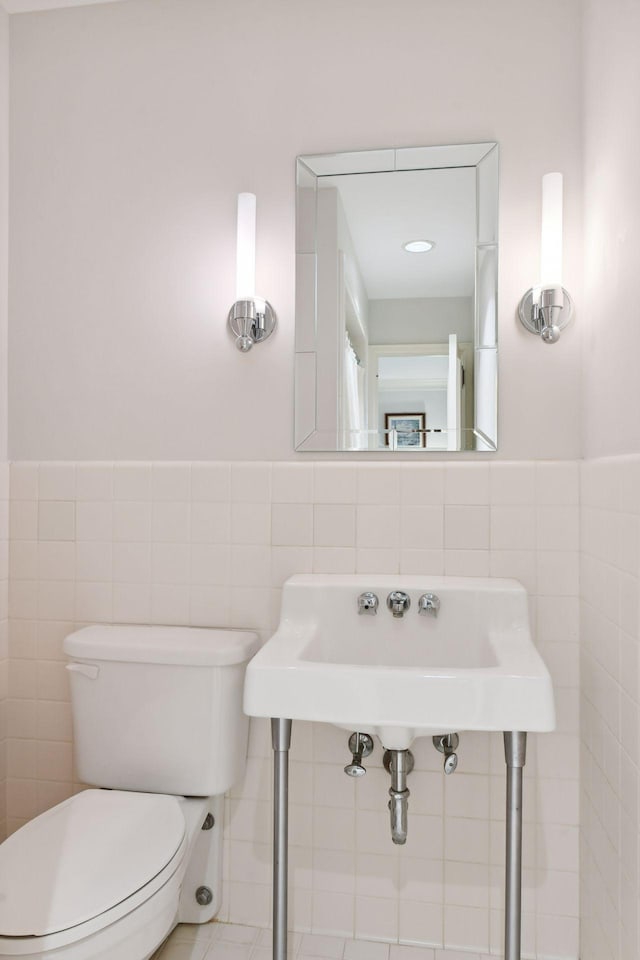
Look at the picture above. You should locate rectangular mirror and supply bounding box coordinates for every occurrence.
[295,142,499,452]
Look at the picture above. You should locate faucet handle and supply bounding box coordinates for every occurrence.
[418,593,440,617]
[344,732,374,777]
[433,733,459,774]
[358,592,379,615]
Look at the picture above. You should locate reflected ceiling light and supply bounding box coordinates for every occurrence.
[518,172,574,344]
[403,239,435,253]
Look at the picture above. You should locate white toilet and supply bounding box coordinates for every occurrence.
[0,624,260,960]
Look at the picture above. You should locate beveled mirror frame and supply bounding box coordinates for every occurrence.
[294,141,499,453]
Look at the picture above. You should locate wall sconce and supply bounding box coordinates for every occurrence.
[227,192,277,352]
[518,172,574,344]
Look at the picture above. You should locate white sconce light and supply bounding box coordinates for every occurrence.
[518,172,574,344]
[227,192,276,352]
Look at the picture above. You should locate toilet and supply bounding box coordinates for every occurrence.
[0,624,260,960]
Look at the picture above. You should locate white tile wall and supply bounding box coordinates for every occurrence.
[0,462,8,841]
[580,456,640,960]
[4,461,580,958]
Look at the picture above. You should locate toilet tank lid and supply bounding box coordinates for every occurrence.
[64,624,260,666]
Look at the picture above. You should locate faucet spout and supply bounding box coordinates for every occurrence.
[386,591,411,619]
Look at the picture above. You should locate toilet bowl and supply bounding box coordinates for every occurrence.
[0,625,259,960]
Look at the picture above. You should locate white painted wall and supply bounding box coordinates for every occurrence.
[0,3,7,462]
[369,298,473,346]
[582,0,640,459]
[7,0,583,460]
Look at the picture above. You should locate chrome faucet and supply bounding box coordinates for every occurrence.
[386,591,411,618]
[418,593,440,617]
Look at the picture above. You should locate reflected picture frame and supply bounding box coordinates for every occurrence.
[384,413,426,448]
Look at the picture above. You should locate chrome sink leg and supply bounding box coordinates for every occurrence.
[504,731,527,960]
[271,718,292,960]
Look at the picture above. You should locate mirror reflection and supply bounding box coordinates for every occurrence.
[295,143,499,452]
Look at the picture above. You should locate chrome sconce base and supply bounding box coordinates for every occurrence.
[228,298,277,352]
[518,285,574,344]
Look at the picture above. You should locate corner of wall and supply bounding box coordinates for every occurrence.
[0,1,9,841]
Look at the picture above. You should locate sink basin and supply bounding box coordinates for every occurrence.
[243,575,555,749]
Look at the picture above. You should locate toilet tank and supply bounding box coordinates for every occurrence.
[64,625,260,797]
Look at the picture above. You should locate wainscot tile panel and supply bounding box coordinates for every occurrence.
[580,456,640,960]
[0,462,8,841]
[5,460,580,959]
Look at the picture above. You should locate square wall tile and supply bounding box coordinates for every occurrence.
[444,506,489,550]
[398,899,443,947]
[313,465,357,504]
[113,542,150,582]
[231,464,272,504]
[444,464,490,505]
[76,541,112,582]
[191,463,231,502]
[151,542,190,584]
[191,544,231,586]
[38,542,75,581]
[272,504,313,547]
[400,506,444,550]
[113,501,151,542]
[151,463,191,501]
[113,463,151,501]
[151,502,190,542]
[490,506,536,551]
[490,462,535,505]
[75,502,113,541]
[314,506,356,548]
[272,464,313,503]
[75,464,113,501]
[231,503,271,545]
[10,464,38,500]
[38,464,75,501]
[191,503,230,544]
[356,506,400,549]
[38,502,75,542]
[536,462,579,505]
[357,466,400,505]
[399,465,444,506]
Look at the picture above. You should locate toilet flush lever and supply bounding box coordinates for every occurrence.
[66,663,100,680]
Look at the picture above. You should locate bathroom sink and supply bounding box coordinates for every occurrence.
[243,575,555,749]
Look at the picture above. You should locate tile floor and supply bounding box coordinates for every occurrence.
[154,922,492,960]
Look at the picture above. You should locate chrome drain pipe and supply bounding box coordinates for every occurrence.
[384,749,413,845]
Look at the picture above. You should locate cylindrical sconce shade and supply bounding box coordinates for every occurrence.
[236,192,256,300]
[540,172,563,287]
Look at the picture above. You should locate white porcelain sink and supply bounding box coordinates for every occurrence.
[243,574,555,749]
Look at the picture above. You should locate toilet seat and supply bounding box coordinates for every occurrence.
[0,789,188,956]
